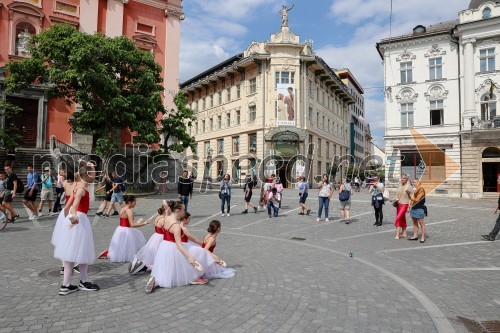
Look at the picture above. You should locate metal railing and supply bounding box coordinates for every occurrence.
[472,117,500,130]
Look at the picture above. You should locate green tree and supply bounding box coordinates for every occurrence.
[0,100,23,151]
[5,24,165,158]
[160,91,196,156]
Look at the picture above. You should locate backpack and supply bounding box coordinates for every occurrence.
[339,184,350,201]
[16,177,25,193]
[119,182,126,192]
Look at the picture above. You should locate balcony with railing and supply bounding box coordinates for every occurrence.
[471,116,500,130]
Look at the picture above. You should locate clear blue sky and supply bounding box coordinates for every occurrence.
[179,0,470,147]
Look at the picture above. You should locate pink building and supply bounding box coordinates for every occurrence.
[0,0,183,152]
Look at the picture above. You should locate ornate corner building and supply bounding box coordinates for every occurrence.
[180,18,366,187]
[377,0,500,198]
[0,0,183,153]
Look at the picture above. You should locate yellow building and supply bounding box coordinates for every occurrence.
[181,20,355,187]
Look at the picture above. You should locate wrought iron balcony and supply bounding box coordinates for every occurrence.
[472,117,500,130]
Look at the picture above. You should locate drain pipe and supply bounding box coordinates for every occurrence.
[450,29,463,198]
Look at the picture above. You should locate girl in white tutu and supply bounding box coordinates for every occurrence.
[201,220,235,279]
[146,201,214,292]
[129,204,169,275]
[107,195,148,263]
[179,212,203,246]
[53,164,99,295]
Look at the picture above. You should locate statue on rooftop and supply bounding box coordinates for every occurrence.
[280,4,294,28]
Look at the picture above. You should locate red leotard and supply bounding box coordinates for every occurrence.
[76,188,90,214]
[202,237,216,253]
[154,226,163,234]
[163,225,185,242]
[119,217,130,227]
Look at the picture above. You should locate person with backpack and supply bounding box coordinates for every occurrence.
[38,167,55,216]
[104,171,125,218]
[22,164,39,220]
[3,164,20,223]
[338,178,353,224]
[241,175,258,214]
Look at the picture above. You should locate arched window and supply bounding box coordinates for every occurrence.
[483,7,491,19]
[482,147,500,158]
[481,93,497,121]
[15,22,36,56]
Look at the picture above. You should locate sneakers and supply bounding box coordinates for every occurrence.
[145,276,156,293]
[29,215,38,220]
[112,211,119,216]
[221,213,225,217]
[73,266,80,274]
[325,218,330,222]
[38,212,43,217]
[59,284,79,296]
[96,211,103,217]
[254,207,258,213]
[49,211,55,216]
[104,214,109,218]
[78,280,99,291]
[226,213,230,217]
[59,267,64,275]
[482,235,495,241]
[269,215,272,218]
[306,209,311,215]
[130,260,146,275]
[242,210,248,214]
[316,218,320,222]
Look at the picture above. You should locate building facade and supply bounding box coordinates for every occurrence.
[335,68,367,166]
[181,21,355,187]
[0,0,183,152]
[377,0,500,198]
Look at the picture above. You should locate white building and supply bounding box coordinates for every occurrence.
[377,0,500,198]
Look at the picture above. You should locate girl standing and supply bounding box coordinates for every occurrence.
[53,164,99,295]
[107,195,148,263]
[147,201,213,292]
[298,176,310,215]
[202,220,235,279]
[339,178,353,224]
[393,174,413,239]
[317,174,333,222]
[408,179,426,243]
[220,174,232,217]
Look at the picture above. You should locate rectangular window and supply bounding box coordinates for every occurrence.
[316,112,319,126]
[326,142,330,159]
[195,121,198,134]
[309,107,313,125]
[202,120,206,133]
[204,141,210,157]
[232,136,240,155]
[480,48,495,72]
[318,138,322,157]
[202,98,206,110]
[400,62,413,83]
[430,100,443,126]
[401,103,414,128]
[317,161,321,176]
[236,84,241,98]
[236,110,241,125]
[429,58,442,80]
[210,95,214,108]
[218,115,222,129]
[249,78,256,94]
[226,112,231,127]
[210,118,214,131]
[249,133,257,154]
[217,139,224,155]
[249,105,256,122]
[227,89,231,102]
[218,92,222,105]
[309,80,313,97]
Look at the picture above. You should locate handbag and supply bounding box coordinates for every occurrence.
[423,205,428,216]
[339,189,350,201]
[392,199,399,208]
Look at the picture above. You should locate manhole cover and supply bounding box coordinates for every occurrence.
[39,266,102,279]
[458,316,500,333]
[290,237,306,241]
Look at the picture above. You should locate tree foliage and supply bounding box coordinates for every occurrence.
[0,100,23,151]
[160,91,196,156]
[5,24,165,157]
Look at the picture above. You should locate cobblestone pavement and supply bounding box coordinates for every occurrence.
[0,189,499,332]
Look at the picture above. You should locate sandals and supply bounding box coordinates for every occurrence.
[408,237,418,241]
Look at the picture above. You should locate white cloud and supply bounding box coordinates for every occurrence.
[192,0,279,20]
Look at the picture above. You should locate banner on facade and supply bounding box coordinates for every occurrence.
[276,84,296,126]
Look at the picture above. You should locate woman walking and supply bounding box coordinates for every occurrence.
[408,179,426,243]
[241,175,258,214]
[369,176,385,226]
[316,174,333,222]
[219,174,232,216]
[393,174,413,239]
[338,178,353,224]
[297,176,311,215]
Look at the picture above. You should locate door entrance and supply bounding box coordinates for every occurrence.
[482,162,500,193]
[276,160,291,188]
[6,96,38,148]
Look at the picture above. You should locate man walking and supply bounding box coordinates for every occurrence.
[241,175,258,214]
[22,164,39,220]
[104,171,124,217]
[178,170,193,212]
[481,194,500,241]
[38,167,55,216]
[3,164,19,222]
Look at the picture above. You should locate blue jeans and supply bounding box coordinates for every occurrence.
[318,196,330,218]
[267,201,279,217]
[489,214,500,238]
[221,194,231,213]
[180,195,189,212]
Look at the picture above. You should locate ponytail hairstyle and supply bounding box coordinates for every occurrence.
[157,206,166,215]
[78,163,95,184]
[181,212,191,221]
[123,195,136,204]
[66,170,75,182]
[167,200,184,212]
[207,220,221,233]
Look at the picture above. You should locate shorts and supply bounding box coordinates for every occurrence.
[111,192,123,203]
[245,192,252,203]
[23,188,38,201]
[299,192,308,204]
[3,191,13,203]
[104,192,112,202]
[410,208,425,219]
[340,199,351,210]
[40,188,54,201]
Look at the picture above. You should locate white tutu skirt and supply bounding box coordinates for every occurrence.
[183,242,216,273]
[108,226,146,263]
[134,233,163,266]
[152,241,203,288]
[203,263,236,279]
[53,212,95,264]
[51,210,68,247]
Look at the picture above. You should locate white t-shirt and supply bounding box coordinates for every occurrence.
[268,192,281,202]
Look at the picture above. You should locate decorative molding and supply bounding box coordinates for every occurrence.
[424,44,446,57]
[396,49,416,62]
[53,0,79,17]
[475,39,499,47]
[165,5,185,20]
[424,84,449,100]
[132,33,157,51]
[15,0,41,7]
[396,87,418,103]
[461,38,476,45]
[246,41,260,55]
[475,79,498,95]
[49,15,78,27]
[8,2,45,24]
